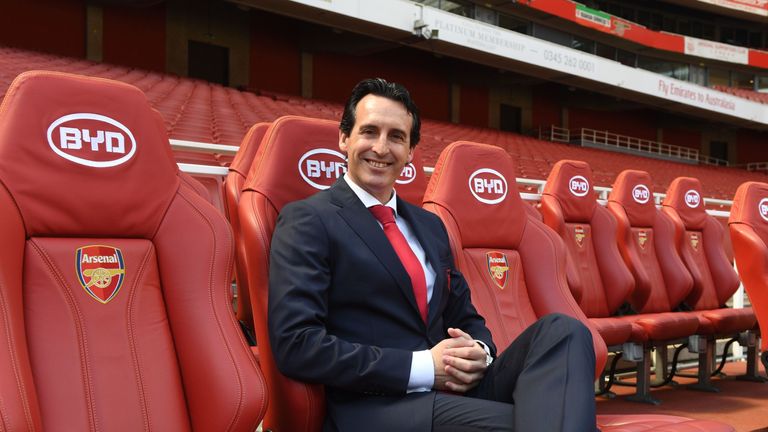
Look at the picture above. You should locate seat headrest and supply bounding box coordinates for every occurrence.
[229,122,270,178]
[608,170,656,227]
[542,160,596,222]
[424,141,525,249]
[244,115,428,212]
[0,71,179,237]
[395,147,428,205]
[662,177,707,230]
[244,116,342,213]
[730,181,768,240]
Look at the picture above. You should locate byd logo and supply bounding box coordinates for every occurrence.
[47,113,136,168]
[568,175,589,197]
[298,148,347,190]
[632,184,650,204]
[684,190,701,208]
[468,168,507,205]
[396,163,417,185]
[759,198,768,222]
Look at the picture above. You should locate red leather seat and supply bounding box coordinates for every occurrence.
[729,181,768,375]
[238,115,428,431]
[422,143,608,379]
[541,160,635,348]
[662,177,760,387]
[661,177,755,335]
[225,122,270,330]
[422,142,733,431]
[0,71,266,430]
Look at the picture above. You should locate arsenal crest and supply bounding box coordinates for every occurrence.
[637,231,648,249]
[574,226,586,248]
[689,232,700,250]
[76,245,125,304]
[486,251,509,290]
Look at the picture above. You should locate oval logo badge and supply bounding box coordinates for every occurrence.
[468,168,507,205]
[47,113,137,168]
[568,175,589,197]
[684,189,701,208]
[632,184,651,204]
[759,198,768,222]
[396,163,417,185]
[298,148,347,190]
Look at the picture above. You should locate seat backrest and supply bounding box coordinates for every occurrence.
[0,71,266,431]
[729,181,768,350]
[423,141,606,378]
[225,122,270,326]
[239,116,338,432]
[662,177,739,310]
[540,160,634,319]
[607,170,693,314]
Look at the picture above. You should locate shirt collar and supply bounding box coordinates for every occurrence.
[344,173,398,215]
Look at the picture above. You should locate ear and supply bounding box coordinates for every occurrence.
[406,146,414,164]
[339,130,349,154]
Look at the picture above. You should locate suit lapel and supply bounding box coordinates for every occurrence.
[331,180,422,321]
[397,198,444,326]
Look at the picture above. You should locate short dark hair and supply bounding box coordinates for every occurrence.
[339,78,421,147]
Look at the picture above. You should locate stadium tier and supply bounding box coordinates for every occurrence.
[1,45,766,203]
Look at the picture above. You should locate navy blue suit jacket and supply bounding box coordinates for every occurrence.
[268,179,495,431]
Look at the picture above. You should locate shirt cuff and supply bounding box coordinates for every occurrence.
[407,349,434,393]
[475,340,494,366]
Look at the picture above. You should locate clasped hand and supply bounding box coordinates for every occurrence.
[430,327,488,393]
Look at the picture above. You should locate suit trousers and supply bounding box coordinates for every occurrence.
[432,314,597,432]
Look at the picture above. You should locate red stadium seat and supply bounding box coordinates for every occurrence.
[422,142,733,431]
[225,122,270,335]
[729,181,768,376]
[238,115,429,431]
[540,160,635,348]
[661,177,759,388]
[0,71,266,430]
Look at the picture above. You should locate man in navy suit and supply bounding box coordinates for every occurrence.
[268,78,597,431]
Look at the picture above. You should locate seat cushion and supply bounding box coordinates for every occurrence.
[697,307,756,335]
[589,317,634,347]
[629,312,700,341]
[598,414,734,432]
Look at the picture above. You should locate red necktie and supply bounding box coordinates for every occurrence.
[369,205,428,323]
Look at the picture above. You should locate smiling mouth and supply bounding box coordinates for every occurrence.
[365,159,391,168]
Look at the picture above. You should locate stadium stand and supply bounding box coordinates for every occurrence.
[0,70,266,430]
[1,46,767,203]
[730,181,768,377]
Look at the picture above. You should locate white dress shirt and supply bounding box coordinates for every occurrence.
[343,174,436,392]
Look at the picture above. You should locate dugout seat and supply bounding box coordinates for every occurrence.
[540,160,635,348]
[238,115,429,431]
[225,122,270,335]
[421,142,733,431]
[729,181,768,376]
[0,71,266,431]
[541,162,711,402]
[661,177,759,388]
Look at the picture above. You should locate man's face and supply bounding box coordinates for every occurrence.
[340,94,414,204]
